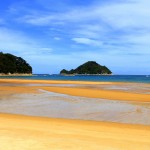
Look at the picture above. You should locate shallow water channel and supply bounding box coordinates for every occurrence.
[0,89,150,125]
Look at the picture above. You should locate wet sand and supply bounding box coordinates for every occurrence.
[0,89,150,125]
[0,79,150,101]
[0,79,150,149]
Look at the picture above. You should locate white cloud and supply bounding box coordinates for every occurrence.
[54,37,61,40]
[17,0,150,50]
[21,14,55,26]
[72,37,103,47]
[0,27,52,56]
[17,0,150,28]
[96,0,150,29]
[75,24,107,39]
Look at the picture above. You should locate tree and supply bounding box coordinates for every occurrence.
[0,52,32,74]
[60,61,112,75]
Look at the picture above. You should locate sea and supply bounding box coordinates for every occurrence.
[0,74,150,83]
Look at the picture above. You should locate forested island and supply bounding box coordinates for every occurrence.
[0,52,32,75]
[60,61,112,75]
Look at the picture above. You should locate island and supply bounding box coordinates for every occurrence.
[60,61,112,75]
[0,52,32,75]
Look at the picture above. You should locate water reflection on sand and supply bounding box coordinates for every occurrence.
[0,89,150,125]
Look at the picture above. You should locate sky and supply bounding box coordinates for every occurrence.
[0,0,150,75]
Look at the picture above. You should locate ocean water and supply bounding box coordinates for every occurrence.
[0,75,150,83]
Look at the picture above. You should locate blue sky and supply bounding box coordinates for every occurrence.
[0,0,150,74]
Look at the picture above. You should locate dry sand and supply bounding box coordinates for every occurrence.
[0,113,150,150]
[0,79,150,149]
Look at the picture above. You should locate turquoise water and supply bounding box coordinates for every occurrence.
[0,75,150,83]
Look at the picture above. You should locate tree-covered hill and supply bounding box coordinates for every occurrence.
[0,52,32,74]
[60,61,112,75]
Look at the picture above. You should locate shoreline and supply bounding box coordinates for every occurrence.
[0,78,149,84]
[0,73,32,76]
[60,73,112,76]
[0,79,149,102]
[0,75,149,84]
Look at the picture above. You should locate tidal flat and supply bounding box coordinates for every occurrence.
[0,79,150,150]
[0,89,150,125]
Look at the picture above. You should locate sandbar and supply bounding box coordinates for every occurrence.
[0,79,149,102]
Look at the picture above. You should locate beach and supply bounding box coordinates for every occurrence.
[0,79,150,150]
[0,79,150,101]
[1,113,150,150]
[1,0,150,149]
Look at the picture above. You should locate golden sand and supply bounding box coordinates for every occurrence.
[0,113,150,150]
[0,79,150,150]
[0,78,114,84]
[41,86,150,102]
[0,79,149,102]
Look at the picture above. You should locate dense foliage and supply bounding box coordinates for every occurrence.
[60,61,112,75]
[0,52,32,74]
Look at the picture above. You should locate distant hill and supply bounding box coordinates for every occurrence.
[60,61,112,75]
[0,52,32,74]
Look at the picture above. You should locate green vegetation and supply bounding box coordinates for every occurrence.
[60,61,112,75]
[0,52,32,74]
